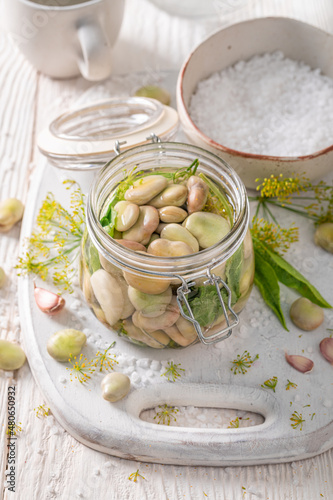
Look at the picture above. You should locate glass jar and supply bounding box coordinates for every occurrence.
[80,142,254,348]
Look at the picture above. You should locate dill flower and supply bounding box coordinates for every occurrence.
[230,351,259,375]
[92,342,118,372]
[251,218,298,254]
[256,173,310,203]
[16,181,85,292]
[153,404,179,425]
[290,411,305,430]
[128,469,145,482]
[161,361,185,382]
[66,353,95,383]
[34,404,50,418]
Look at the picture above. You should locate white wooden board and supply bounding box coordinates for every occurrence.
[18,154,333,466]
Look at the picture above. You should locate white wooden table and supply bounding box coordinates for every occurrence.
[1,0,333,498]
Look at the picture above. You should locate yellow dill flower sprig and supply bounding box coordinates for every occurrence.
[153,404,179,425]
[92,342,118,372]
[16,181,85,292]
[66,353,95,383]
[34,404,51,418]
[286,380,297,391]
[256,173,311,203]
[6,422,23,436]
[261,376,278,392]
[231,351,259,375]
[228,417,240,428]
[128,469,145,482]
[290,411,305,430]
[161,361,185,382]
[252,174,333,226]
[251,218,298,254]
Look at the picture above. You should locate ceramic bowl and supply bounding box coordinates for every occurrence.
[177,17,333,189]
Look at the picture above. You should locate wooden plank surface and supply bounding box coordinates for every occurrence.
[1,0,333,498]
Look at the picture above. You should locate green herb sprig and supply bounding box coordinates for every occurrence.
[261,376,278,392]
[250,174,332,329]
[250,173,333,226]
[231,351,259,375]
[154,404,179,425]
[16,180,85,292]
[161,361,185,382]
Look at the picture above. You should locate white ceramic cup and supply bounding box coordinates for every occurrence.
[4,0,125,81]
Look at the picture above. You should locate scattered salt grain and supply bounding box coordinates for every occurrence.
[189,51,333,156]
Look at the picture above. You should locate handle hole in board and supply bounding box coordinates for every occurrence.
[140,405,265,428]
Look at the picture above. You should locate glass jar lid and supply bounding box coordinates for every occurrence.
[37,97,179,170]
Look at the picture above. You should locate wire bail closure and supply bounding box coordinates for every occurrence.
[114,134,161,156]
[176,267,239,345]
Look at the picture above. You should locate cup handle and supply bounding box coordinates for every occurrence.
[77,22,112,81]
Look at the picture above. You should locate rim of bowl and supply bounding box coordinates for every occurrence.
[20,0,102,10]
[177,16,333,163]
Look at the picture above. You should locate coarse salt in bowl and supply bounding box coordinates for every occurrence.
[177,17,333,189]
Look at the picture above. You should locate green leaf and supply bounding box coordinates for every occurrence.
[253,238,331,308]
[100,207,117,238]
[225,244,243,306]
[88,244,101,274]
[183,285,222,328]
[254,250,288,330]
[173,158,199,183]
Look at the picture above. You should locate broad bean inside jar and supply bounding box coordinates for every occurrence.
[80,160,254,348]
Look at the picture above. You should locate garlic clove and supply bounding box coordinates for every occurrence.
[0,339,26,371]
[101,372,131,402]
[34,283,65,315]
[319,337,333,364]
[0,198,24,230]
[285,352,314,373]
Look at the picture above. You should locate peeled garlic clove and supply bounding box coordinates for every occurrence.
[90,269,124,326]
[114,200,140,232]
[0,340,26,371]
[160,223,199,253]
[117,277,135,319]
[319,337,333,364]
[134,85,171,105]
[187,176,209,214]
[158,206,188,223]
[314,222,333,254]
[47,329,87,362]
[150,184,188,208]
[0,267,6,288]
[101,372,131,402]
[123,205,159,245]
[128,285,172,317]
[176,315,197,340]
[156,223,167,234]
[285,352,314,373]
[145,329,170,346]
[290,297,324,331]
[125,175,168,205]
[147,238,193,257]
[123,270,171,295]
[133,296,179,332]
[183,212,230,249]
[163,325,194,347]
[123,318,166,348]
[99,253,123,278]
[0,198,24,230]
[34,284,65,315]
